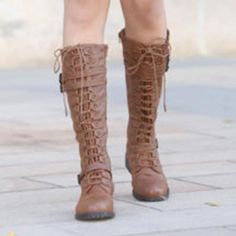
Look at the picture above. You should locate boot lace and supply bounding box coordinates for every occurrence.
[126,43,170,170]
[127,43,171,112]
[53,45,95,117]
[53,45,109,184]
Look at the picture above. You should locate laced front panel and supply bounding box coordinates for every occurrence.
[53,44,111,185]
[54,46,107,115]
[127,42,171,112]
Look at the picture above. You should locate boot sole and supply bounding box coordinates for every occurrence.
[133,188,169,202]
[125,157,170,202]
[75,211,114,221]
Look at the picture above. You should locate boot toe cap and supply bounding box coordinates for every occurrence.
[133,174,169,201]
[75,194,114,218]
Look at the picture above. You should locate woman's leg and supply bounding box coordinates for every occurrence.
[59,0,114,221]
[119,0,170,202]
[120,0,167,43]
[63,0,110,46]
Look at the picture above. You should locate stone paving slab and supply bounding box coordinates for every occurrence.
[0,160,79,179]
[1,225,236,236]
[159,150,236,165]
[1,184,235,225]
[179,173,236,189]
[125,227,236,236]
[0,151,76,166]
[115,187,236,211]
[227,226,236,232]
[0,225,76,236]
[45,207,236,236]
[0,188,158,227]
[1,59,236,235]
[113,161,236,180]
[0,178,57,193]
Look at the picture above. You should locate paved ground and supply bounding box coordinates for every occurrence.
[0,58,236,235]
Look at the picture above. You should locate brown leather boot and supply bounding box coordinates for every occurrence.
[119,29,171,202]
[54,44,114,220]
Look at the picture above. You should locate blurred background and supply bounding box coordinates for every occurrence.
[0,0,236,68]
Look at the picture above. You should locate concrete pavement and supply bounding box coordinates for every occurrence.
[0,58,236,235]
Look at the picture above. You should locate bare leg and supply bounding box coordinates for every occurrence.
[60,0,114,221]
[63,0,110,46]
[118,0,170,202]
[120,0,167,44]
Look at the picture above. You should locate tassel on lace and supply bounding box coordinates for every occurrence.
[53,48,69,117]
[53,45,88,118]
[126,44,170,112]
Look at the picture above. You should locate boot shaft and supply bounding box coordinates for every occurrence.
[119,29,171,147]
[55,43,111,177]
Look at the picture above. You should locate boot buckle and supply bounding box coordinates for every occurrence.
[59,73,64,93]
[77,174,81,185]
[155,138,159,149]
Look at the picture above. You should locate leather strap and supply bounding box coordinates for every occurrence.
[59,72,107,93]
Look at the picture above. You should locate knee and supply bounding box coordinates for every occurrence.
[128,0,162,27]
[64,0,103,26]
[131,0,156,13]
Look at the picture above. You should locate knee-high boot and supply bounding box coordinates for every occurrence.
[119,29,171,201]
[54,43,114,220]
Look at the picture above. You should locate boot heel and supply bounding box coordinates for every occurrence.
[125,157,131,173]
